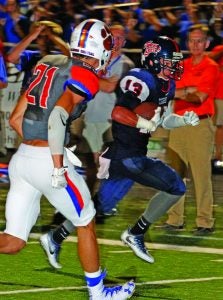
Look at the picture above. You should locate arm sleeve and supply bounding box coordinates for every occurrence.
[48,106,69,155]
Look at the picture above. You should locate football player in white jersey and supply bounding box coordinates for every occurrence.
[0,19,135,300]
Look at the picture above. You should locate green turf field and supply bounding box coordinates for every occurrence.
[1,176,223,299]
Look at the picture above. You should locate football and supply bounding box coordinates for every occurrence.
[133,102,158,120]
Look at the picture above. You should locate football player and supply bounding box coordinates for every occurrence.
[40,36,200,266]
[0,19,135,300]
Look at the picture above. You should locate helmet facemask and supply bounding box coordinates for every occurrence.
[160,56,184,81]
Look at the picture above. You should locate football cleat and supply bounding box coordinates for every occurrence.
[40,231,62,269]
[89,280,135,300]
[121,228,154,263]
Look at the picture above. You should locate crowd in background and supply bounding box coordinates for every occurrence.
[0,0,223,54]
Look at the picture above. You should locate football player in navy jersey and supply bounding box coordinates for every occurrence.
[99,37,199,263]
[0,19,135,300]
[41,36,200,267]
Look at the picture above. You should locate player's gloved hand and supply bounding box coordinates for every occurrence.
[136,116,156,132]
[183,111,200,126]
[150,107,162,130]
[136,107,161,132]
[51,166,68,189]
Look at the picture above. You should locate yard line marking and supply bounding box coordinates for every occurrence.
[98,228,223,241]
[28,233,223,255]
[0,286,86,295]
[165,234,223,241]
[137,277,223,286]
[0,277,223,295]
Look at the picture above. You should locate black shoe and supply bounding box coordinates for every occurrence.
[193,227,214,236]
[162,223,184,231]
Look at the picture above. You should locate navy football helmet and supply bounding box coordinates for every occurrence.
[141,36,184,80]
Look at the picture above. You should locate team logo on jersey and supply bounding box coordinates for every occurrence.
[143,41,161,57]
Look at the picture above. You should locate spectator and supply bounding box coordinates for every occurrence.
[142,7,178,44]
[0,0,30,46]
[208,19,223,50]
[164,24,220,235]
[0,51,7,88]
[6,20,70,93]
[209,45,223,171]
[114,6,143,50]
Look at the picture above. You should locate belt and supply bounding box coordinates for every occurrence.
[198,114,212,120]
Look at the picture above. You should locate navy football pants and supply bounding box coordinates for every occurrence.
[97,156,186,213]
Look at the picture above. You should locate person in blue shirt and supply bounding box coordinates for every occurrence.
[6,20,70,93]
[0,54,7,89]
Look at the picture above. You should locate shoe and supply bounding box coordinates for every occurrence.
[121,228,154,263]
[211,159,223,174]
[89,280,135,300]
[97,207,118,218]
[162,223,184,231]
[193,227,214,236]
[40,232,62,269]
[96,207,118,224]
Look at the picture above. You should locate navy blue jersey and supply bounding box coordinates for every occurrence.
[105,68,175,159]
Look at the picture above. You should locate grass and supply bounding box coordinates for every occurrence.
[1,172,223,299]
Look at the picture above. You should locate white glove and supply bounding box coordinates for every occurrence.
[183,111,200,126]
[136,116,156,132]
[51,166,68,189]
[151,107,162,125]
[136,107,161,132]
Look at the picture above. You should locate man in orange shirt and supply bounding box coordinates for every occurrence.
[164,24,220,235]
[209,45,223,172]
